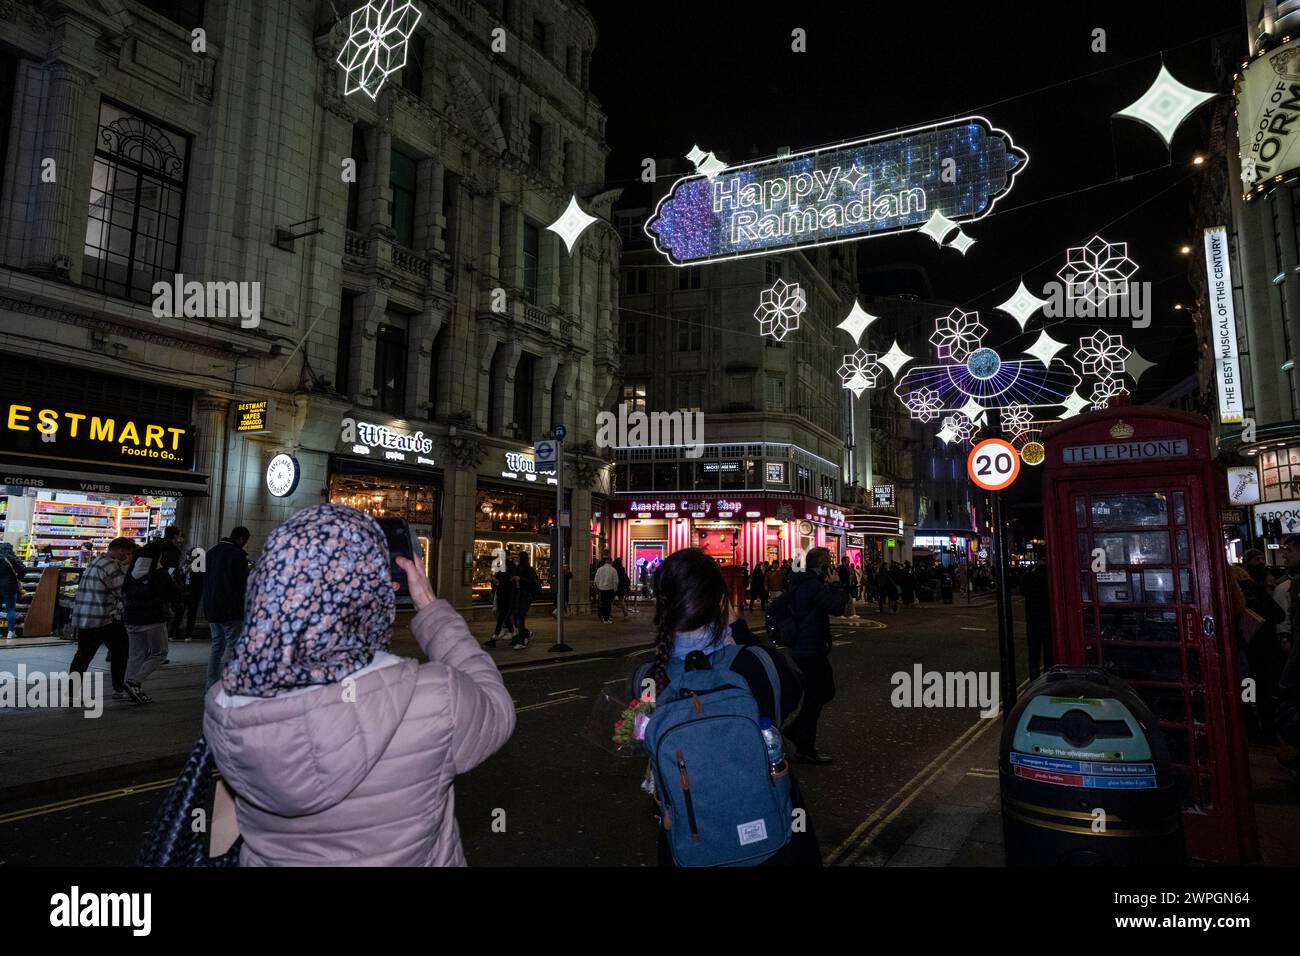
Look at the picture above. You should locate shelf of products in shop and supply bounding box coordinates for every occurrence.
[31,501,116,561]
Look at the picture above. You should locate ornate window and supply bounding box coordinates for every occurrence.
[83,100,189,303]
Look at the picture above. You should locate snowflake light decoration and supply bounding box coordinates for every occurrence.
[335,1,423,100]
[905,388,942,422]
[1090,376,1130,410]
[1056,235,1139,307]
[939,414,978,446]
[754,279,806,341]
[1074,330,1132,379]
[929,308,987,362]
[838,349,882,398]
[1001,404,1032,435]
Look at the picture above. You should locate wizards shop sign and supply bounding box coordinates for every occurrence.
[646,117,1026,265]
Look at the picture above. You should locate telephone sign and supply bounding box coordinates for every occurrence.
[967,438,1020,491]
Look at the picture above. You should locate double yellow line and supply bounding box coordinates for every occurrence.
[825,679,1028,867]
[0,777,178,825]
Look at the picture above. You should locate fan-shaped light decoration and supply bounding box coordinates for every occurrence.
[996,280,1049,331]
[878,340,914,379]
[1024,329,1069,368]
[335,1,423,100]
[930,308,987,362]
[547,195,598,255]
[838,349,882,399]
[837,300,880,345]
[754,279,806,341]
[1075,330,1132,378]
[1114,65,1216,147]
[1057,235,1139,307]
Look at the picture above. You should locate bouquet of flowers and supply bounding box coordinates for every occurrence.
[612,697,655,748]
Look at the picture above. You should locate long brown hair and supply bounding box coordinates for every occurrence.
[649,548,728,692]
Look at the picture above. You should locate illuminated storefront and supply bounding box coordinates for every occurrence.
[608,494,847,572]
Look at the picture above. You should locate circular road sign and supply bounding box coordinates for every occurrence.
[967,437,1020,492]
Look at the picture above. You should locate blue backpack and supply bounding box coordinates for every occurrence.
[643,644,793,867]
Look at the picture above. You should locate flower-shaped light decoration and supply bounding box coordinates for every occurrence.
[1090,376,1130,411]
[1074,330,1132,379]
[1001,404,1032,436]
[1057,235,1139,308]
[905,388,943,422]
[336,1,423,100]
[929,308,987,362]
[838,349,881,399]
[754,279,806,341]
[938,414,978,446]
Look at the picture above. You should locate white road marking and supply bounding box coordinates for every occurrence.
[515,695,587,713]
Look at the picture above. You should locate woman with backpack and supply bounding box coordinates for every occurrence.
[637,548,820,866]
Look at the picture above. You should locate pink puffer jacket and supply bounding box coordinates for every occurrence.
[203,600,515,866]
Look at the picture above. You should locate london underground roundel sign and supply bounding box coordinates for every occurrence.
[967,438,1020,491]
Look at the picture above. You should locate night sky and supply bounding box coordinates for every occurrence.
[588,0,1247,402]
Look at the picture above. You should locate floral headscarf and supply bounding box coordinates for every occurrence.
[223,504,396,698]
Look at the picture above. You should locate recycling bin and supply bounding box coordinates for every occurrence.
[1000,666,1184,866]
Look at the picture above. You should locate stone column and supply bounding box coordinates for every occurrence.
[353,279,390,408]
[532,353,559,433]
[28,59,93,272]
[189,396,232,550]
[361,127,392,236]
[491,338,523,436]
[407,296,445,420]
[475,330,500,432]
[438,464,477,608]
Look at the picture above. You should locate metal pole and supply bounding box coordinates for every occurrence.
[990,410,1017,715]
[550,434,572,653]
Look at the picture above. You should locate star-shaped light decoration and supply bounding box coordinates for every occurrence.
[1090,376,1130,410]
[1125,348,1157,384]
[919,210,959,246]
[996,280,1049,331]
[1074,330,1132,378]
[836,300,879,345]
[937,416,963,445]
[840,164,869,191]
[547,195,599,255]
[1057,235,1139,307]
[1059,391,1091,419]
[838,349,882,399]
[335,0,423,100]
[929,308,987,362]
[948,231,977,255]
[1024,329,1069,368]
[686,145,727,180]
[1114,65,1216,148]
[959,396,987,425]
[754,278,806,341]
[1002,404,1032,435]
[878,340,914,379]
[905,387,942,422]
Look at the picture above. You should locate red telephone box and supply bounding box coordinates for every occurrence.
[1040,406,1258,864]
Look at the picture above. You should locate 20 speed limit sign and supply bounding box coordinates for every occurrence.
[967,438,1020,491]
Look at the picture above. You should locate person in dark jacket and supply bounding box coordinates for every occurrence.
[510,551,540,649]
[158,526,188,642]
[636,547,819,866]
[0,542,27,639]
[487,553,516,648]
[748,560,769,611]
[202,527,251,689]
[1239,550,1287,741]
[784,547,849,764]
[1021,562,1053,680]
[122,539,185,702]
[876,564,896,614]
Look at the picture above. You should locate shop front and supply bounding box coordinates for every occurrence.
[0,398,207,638]
[327,413,442,584]
[609,494,847,573]
[471,447,565,605]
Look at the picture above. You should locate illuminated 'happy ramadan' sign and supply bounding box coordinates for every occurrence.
[646,117,1026,265]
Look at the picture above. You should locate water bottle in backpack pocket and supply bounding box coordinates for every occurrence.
[643,645,793,866]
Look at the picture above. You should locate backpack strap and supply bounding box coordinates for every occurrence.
[738,645,783,727]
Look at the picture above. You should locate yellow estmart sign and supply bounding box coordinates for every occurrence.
[0,401,194,470]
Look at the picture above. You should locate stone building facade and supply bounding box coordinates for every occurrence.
[0,0,619,610]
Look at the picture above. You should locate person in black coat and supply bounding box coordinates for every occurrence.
[202,527,251,689]
[510,551,541,649]
[636,548,819,866]
[783,548,849,764]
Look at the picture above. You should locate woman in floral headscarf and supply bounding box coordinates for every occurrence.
[203,504,515,866]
